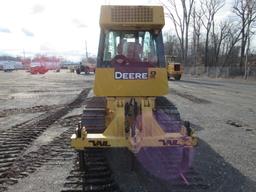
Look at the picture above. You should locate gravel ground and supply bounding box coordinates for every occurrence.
[7,161,74,192]
[0,70,255,192]
[0,113,44,132]
[167,75,256,191]
[0,70,89,192]
[0,70,89,109]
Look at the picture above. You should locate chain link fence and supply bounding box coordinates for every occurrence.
[184,65,256,78]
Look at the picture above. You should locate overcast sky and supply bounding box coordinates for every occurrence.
[0,0,234,61]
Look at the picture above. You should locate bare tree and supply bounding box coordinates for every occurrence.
[192,6,203,73]
[212,21,230,67]
[164,32,181,57]
[218,21,242,76]
[200,0,225,69]
[162,0,256,78]
[233,0,256,77]
[163,0,195,69]
[181,0,195,68]
[163,0,184,59]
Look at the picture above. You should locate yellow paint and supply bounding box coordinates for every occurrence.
[71,134,129,149]
[104,98,125,136]
[93,68,168,96]
[100,6,165,30]
[166,64,183,75]
[71,97,197,151]
[140,97,165,137]
[166,55,184,79]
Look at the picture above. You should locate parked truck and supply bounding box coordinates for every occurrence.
[3,62,15,72]
[75,62,96,74]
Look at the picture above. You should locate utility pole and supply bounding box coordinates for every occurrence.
[85,40,88,64]
[23,49,26,59]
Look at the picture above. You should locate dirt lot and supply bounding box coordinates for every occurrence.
[0,70,255,192]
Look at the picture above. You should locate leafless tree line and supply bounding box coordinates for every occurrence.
[163,0,256,78]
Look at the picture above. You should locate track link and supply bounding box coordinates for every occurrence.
[145,96,210,191]
[61,149,121,192]
[62,97,120,192]
[81,97,106,133]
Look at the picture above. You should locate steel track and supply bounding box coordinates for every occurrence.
[62,96,120,192]
[153,96,209,191]
[61,149,121,192]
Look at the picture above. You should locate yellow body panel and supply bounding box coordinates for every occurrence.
[166,55,183,79]
[71,133,196,150]
[71,97,198,151]
[167,64,183,75]
[104,98,125,136]
[71,134,129,150]
[93,68,168,96]
[100,6,164,30]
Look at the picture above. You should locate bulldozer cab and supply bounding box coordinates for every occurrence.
[94,5,168,97]
[101,31,160,67]
[165,55,176,63]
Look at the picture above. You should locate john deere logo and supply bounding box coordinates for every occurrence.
[114,69,157,80]
[114,72,148,80]
[149,71,156,79]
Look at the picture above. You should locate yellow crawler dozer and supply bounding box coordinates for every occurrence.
[166,55,183,80]
[71,5,197,180]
